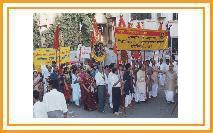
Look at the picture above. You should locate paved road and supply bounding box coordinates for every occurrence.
[67,87,178,118]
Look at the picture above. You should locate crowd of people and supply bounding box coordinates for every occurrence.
[33,57,178,118]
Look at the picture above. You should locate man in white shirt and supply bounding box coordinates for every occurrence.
[33,90,48,118]
[95,65,107,113]
[109,68,122,116]
[43,80,68,118]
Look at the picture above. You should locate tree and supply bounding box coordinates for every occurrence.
[41,13,93,48]
[80,13,93,46]
[33,14,41,49]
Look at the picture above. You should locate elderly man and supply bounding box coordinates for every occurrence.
[164,64,178,104]
[95,65,107,113]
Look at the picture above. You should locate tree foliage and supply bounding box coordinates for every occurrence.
[38,13,94,48]
[33,14,41,49]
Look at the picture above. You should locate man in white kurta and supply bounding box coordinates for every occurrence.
[164,64,178,103]
[135,65,146,102]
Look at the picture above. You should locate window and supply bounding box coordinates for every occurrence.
[157,13,161,18]
[131,13,152,20]
[107,17,115,45]
[173,13,178,20]
[97,24,106,35]
[172,38,178,51]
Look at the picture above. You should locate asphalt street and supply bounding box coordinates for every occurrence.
[67,86,178,118]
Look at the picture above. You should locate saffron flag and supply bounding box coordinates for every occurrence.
[53,25,60,49]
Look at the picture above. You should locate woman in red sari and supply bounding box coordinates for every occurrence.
[79,70,97,111]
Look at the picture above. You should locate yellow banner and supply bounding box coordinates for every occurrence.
[33,47,70,71]
[115,28,168,50]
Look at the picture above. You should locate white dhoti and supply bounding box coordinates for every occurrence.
[124,93,135,107]
[129,93,134,104]
[135,82,146,102]
[71,83,81,106]
[151,83,158,97]
[135,92,146,102]
[165,90,175,102]
[135,70,147,102]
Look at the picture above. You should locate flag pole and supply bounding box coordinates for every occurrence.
[56,49,58,66]
[53,24,60,67]
[59,48,60,67]
[58,23,61,67]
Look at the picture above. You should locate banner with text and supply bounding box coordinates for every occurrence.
[115,28,168,50]
[33,47,70,70]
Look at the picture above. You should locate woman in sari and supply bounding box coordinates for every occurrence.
[80,70,97,111]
